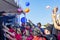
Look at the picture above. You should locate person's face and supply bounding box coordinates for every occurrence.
[37,24,41,28]
[44,29,50,35]
[26,25,30,29]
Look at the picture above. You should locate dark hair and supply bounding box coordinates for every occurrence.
[0,11,6,16]
[37,22,41,26]
[46,25,53,34]
[6,25,11,29]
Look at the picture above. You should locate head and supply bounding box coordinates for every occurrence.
[44,29,51,35]
[37,22,41,28]
[44,27,52,35]
[25,25,30,30]
[21,23,25,26]
[25,22,31,29]
[0,11,6,16]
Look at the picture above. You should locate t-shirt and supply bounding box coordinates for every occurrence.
[33,36,40,40]
[40,28,44,34]
[26,35,33,40]
[39,37,46,40]
[9,28,15,33]
[15,33,22,40]
[8,28,16,39]
[57,34,60,40]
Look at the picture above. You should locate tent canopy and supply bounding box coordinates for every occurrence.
[0,0,19,13]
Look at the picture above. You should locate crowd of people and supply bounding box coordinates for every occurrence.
[0,7,60,40]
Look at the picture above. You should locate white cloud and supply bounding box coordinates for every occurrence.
[46,5,50,9]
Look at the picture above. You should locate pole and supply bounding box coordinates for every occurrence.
[24,13,26,27]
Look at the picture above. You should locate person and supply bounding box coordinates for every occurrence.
[23,22,33,40]
[0,11,6,40]
[44,26,57,40]
[52,7,60,30]
[52,7,60,40]
[37,23,44,34]
[3,24,22,40]
[15,27,22,40]
[32,36,40,40]
[20,23,25,36]
[2,23,16,40]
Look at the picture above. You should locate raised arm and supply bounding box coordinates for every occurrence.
[5,34,16,40]
[52,7,60,30]
[3,29,15,37]
[2,22,9,30]
[28,20,36,28]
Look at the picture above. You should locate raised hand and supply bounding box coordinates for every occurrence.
[52,7,58,21]
[53,7,58,14]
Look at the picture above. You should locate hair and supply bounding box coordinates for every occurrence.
[6,25,12,29]
[37,22,41,26]
[0,11,6,16]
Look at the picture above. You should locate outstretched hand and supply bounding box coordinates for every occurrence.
[52,7,58,20]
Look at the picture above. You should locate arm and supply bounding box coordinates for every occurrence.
[53,18,60,30]
[2,22,9,30]
[5,34,16,40]
[52,7,60,30]
[28,20,36,28]
[3,29,15,37]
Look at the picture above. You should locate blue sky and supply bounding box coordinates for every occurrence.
[16,0,60,25]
